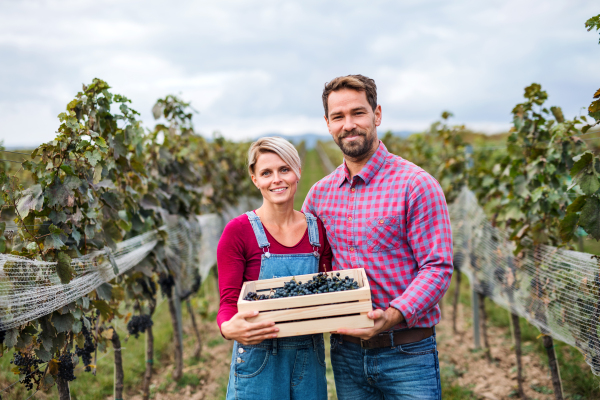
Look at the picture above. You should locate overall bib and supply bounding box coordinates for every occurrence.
[225,211,328,400]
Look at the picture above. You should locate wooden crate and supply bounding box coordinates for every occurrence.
[237,268,374,338]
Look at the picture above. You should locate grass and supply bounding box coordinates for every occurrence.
[295,148,327,211]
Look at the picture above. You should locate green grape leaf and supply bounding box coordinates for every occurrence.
[16,184,44,218]
[571,152,594,177]
[589,99,600,121]
[566,195,587,213]
[51,312,75,333]
[579,196,600,240]
[56,251,73,284]
[4,328,18,348]
[44,232,65,250]
[560,212,579,242]
[85,150,102,167]
[550,106,564,123]
[579,173,600,195]
[35,348,52,362]
[47,176,81,207]
[96,283,113,301]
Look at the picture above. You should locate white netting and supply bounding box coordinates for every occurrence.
[450,187,600,375]
[0,197,261,332]
[0,229,159,331]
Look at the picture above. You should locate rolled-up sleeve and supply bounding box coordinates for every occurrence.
[389,172,453,328]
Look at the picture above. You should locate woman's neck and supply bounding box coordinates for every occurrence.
[255,199,298,227]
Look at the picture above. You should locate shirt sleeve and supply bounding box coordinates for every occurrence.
[301,184,317,216]
[389,172,454,328]
[216,218,247,330]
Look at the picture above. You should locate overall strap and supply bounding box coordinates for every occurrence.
[304,212,321,247]
[245,211,270,249]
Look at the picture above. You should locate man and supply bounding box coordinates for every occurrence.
[302,75,453,399]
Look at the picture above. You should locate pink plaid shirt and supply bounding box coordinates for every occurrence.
[302,141,453,329]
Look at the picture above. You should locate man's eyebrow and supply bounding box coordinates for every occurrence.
[330,106,369,117]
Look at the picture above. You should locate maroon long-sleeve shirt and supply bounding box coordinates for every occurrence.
[217,213,333,329]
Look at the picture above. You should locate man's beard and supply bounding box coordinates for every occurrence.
[334,128,377,160]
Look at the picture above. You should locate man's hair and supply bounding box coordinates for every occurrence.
[322,74,377,119]
[247,136,302,180]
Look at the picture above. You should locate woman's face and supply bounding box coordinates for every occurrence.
[251,152,299,206]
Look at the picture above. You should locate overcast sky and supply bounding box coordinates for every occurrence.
[1,0,598,147]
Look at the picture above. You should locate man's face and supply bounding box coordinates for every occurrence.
[325,88,381,160]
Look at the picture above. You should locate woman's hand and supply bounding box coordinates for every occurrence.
[221,311,279,345]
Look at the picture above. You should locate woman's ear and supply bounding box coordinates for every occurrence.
[251,174,259,189]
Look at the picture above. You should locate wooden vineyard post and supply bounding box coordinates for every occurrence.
[542,334,564,400]
[510,312,525,398]
[477,293,492,362]
[452,268,461,333]
[142,304,156,400]
[506,257,525,398]
[56,377,71,400]
[168,290,184,381]
[112,329,124,400]
[187,299,203,358]
[471,287,481,349]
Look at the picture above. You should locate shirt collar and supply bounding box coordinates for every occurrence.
[336,140,389,187]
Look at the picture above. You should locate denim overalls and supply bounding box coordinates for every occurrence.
[225,211,328,400]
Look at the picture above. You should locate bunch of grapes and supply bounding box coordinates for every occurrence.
[57,352,76,382]
[10,351,44,390]
[244,272,359,301]
[127,315,154,338]
[75,320,96,372]
[158,273,175,298]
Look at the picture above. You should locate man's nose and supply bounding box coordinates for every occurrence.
[342,116,357,131]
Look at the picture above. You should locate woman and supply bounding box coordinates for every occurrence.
[217,137,332,399]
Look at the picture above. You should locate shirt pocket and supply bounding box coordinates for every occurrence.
[367,215,401,252]
[321,215,344,246]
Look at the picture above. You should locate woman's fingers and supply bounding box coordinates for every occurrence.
[235,310,259,320]
[246,325,279,340]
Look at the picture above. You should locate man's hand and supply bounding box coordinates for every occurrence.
[335,307,405,341]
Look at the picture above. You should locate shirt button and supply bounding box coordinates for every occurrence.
[351,188,356,192]
[379,219,384,224]
[236,357,242,363]
[348,217,352,221]
[238,348,244,353]
[349,247,355,252]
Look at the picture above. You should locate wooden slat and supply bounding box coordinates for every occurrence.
[275,314,374,338]
[247,300,373,323]
[237,286,371,313]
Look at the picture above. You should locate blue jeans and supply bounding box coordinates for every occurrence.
[226,334,328,400]
[330,333,441,400]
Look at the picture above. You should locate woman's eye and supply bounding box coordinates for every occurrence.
[262,171,270,176]
[281,168,289,173]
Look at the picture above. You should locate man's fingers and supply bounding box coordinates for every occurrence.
[367,309,385,319]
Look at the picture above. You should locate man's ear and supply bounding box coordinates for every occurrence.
[324,115,330,130]
[374,105,382,127]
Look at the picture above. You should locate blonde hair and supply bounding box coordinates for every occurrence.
[248,137,302,180]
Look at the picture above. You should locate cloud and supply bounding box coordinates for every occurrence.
[0,0,599,146]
